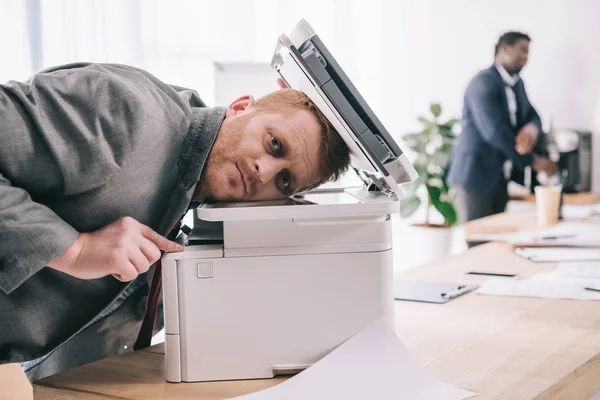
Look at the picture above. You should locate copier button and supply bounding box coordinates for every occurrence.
[197,263,213,279]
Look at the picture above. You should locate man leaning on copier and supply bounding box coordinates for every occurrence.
[0,62,351,381]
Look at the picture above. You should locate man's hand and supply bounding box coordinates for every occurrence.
[532,156,558,176]
[48,217,183,282]
[515,123,539,155]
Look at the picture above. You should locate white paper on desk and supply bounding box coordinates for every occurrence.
[468,222,600,247]
[561,204,595,219]
[514,247,600,262]
[229,318,476,400]
[530,271,600,287]
[553,262,600,279]
[477,277,600,300]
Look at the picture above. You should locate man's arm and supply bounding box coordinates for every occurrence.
[515,88,543,155]
[466,75,533,169]
[0,64,177,294]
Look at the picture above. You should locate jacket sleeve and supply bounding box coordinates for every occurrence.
[524,85,543,135]
[466,75,533,170]
[0,63,148,294]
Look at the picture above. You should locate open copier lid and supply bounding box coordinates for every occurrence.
[271,18,418,199]
[195,19,417,222]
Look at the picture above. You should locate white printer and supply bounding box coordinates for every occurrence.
[162,19,418,383]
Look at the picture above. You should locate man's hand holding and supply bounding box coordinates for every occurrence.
[48,217,183,282]
[532,156,558,176]
[515,123,539,155]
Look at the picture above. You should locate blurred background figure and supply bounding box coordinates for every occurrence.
[446,31,557,232]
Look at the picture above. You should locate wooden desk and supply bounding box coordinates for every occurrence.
[33,238,600,399]
[465,208,600,239]
[510,191,600,205]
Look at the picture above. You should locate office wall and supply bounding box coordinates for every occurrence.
[381,0,600,136]
[2,0,598,142]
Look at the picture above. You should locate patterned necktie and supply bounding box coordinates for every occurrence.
[133,221,181,350]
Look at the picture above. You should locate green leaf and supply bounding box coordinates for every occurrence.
[426,184,458,226]
[430,103,442,118]
[438,142,453,154]
[427,176,444,188]
[442,118,459,128]
[402,133,427,152]
[428,147,451,170]
[403,133,423,142]
[439,126,456,139]
[418,116,434,129]
[406,142,425,154]
[400,195,422,218]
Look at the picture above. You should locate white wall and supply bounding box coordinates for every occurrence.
[2,0,599,139]
[381,0,600,136]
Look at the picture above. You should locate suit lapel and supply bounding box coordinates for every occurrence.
[488,66,512,126]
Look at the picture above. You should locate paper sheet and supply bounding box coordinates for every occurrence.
[229,319,476,400]
[514,247,600,262]
[530,271,600,287]
[476,277,600,301]
[469,222,600,247]
[560,204,598,220]
[553,262,600,279]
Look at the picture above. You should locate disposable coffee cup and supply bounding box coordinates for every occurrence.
[534,185,562,227]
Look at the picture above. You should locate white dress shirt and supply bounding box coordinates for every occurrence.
[495,64,520,128]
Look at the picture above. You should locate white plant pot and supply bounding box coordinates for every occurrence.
[393,222,455,271]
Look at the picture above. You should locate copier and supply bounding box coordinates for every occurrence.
[162,19,418,383]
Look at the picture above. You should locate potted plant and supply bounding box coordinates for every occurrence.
[395,103,460,267]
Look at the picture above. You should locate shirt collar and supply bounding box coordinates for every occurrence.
[495,64,520,87]
[178,106,227,192]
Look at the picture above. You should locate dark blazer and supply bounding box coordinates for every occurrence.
[446,65,542,193]
[0,63,226,379]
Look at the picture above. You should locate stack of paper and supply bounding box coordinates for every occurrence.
[552,262,600,279]
[230,318,476,400]
[477,277,600,301]
[477,264,600,301]
[560,204,599,220]
[469,222,600,247]
[514,247,600,262]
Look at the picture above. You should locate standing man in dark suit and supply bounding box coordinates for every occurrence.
[447,32,556,226]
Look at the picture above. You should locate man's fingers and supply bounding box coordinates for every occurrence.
[130,249,151,274]
[138,237,162,265]
[112,262,138,282]
[140,225,183,252]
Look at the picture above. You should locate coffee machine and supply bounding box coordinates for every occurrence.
[554,130,593,193]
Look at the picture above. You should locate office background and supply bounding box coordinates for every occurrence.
[2,0,599,134]
[2,0,599,268]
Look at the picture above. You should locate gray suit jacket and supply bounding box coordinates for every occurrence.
[0,63,226,380]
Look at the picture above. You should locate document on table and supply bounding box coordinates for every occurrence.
[469,222,600,247]
[477,276,600,301]
[229,318,476,400]
[553,262,600,279]
[514,247,600,262]
[560,204,600,220]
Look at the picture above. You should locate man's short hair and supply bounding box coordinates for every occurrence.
[255,89,351,191]
[495,31,531,55]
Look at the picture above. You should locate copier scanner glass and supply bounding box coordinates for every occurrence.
[203,192,361,209]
